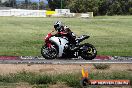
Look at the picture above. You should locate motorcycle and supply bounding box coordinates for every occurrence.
[41,31,97,60]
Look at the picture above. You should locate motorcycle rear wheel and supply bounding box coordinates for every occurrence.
[80,43,97,60]
[41,45,58,59]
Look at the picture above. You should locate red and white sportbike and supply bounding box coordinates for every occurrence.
[41,31,97,60]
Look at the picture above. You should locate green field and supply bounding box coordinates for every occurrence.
[0,16,132,56]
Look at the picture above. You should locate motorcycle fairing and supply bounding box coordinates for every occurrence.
[49,36,69,57]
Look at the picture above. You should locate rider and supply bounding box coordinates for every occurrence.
[52,21,77,50]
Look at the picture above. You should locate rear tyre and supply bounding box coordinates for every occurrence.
[80,43,97,60]
[41,45,58,59]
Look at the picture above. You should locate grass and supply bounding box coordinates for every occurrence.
[0,71,131,88]
[93,63,110,69]
[0,16,132,56]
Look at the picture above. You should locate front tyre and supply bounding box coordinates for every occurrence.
[41,45,58,59]
[80,43,97,60]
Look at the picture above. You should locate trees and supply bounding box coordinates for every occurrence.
[106,0,132,15]
[107,0,123,15]
[39,1,45,10]
[65,0,132,15]
[47,0,67,10]
[31,2,38,10]
[2,0,16,7]
[128,0,132,14]
[0,0,1,6]
[65,0,99,15]
[98,0,110,15]
[16,1,46,10]
[0,0,131,15]
[47,0,61,10]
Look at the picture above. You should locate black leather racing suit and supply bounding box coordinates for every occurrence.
[55,26,76,45]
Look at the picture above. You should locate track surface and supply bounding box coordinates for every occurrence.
[0,56,132,64]
[0,59,132,64]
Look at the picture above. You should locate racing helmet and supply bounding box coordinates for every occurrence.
[54,21,62,31]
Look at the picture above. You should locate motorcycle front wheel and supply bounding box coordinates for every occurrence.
[80,43,97,60]
[41,45,58,59]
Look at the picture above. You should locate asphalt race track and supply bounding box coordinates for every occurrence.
[0,59,132,64]
[0,56,132,64]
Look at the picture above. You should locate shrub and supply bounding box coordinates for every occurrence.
[93,63,110,70]
[55,73,81,87]
[29,74,56,85]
